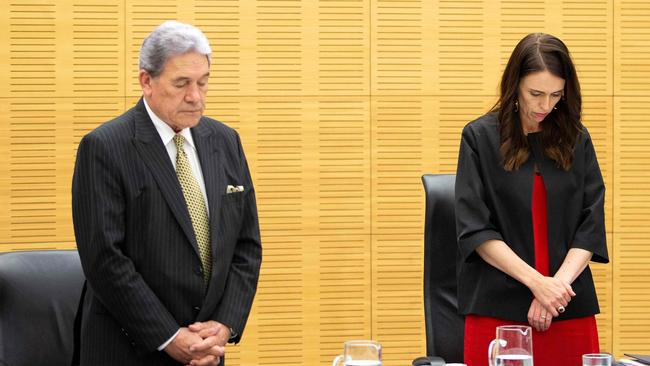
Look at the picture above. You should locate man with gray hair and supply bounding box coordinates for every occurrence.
[72,21,262,366]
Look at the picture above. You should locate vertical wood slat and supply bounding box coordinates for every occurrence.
[437,0,485,95]
[615,0,650,95]
[6,99,60,247]
[254,1,304,94]
[253,236,305,366]
[317,1,369,95]
[0,99,10,248]
[612,0,649,353]
[316,98,370,235]
[0,9,8,97]
[317,235,372,364]
[253,97,307,236]
[371,0,435,95]
[6,1,58,97]
[69,1,125,97]
[613,97,650,355]
[371,97,432,236]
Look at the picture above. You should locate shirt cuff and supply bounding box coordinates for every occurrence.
[158,328,180,351]
[229,327,238,341]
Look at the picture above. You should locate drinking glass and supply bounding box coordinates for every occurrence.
[332,340,382,366]
[582,353,612,366]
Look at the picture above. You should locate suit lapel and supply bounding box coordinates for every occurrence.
[191,121,224,263]
[131,98,200,257]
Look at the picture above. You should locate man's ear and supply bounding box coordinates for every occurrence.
[139,70,153,97]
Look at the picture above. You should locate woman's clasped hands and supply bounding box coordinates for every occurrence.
[527,276,575,331]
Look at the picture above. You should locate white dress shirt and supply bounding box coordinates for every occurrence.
[143,98,209,350]
[143,98,210,214]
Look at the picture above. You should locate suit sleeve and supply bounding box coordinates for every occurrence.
[72,132,179,352]
[455,125,504,262]
[211,132,262,344]
[571,131,609,263]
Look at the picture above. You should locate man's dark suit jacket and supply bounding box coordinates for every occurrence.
[71,98,262,365]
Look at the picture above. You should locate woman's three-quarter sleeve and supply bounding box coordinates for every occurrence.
[455,126,504,262]
[571,132,609,263]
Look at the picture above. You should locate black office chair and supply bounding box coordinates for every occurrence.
[0,250,84,366]
[413,174,464,366]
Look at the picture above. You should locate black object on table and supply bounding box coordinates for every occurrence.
[412,356,445,366]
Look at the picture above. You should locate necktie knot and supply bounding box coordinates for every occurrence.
[173,134,185,151]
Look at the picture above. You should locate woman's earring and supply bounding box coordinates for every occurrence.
[514,100,519,112]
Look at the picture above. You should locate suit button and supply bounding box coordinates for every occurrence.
[194,267,202,276]
[194,306,201,311]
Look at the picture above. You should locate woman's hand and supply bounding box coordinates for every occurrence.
[529,275,575,316]
[527,298,552,331]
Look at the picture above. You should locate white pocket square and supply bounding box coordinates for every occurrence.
[226,185,244,194]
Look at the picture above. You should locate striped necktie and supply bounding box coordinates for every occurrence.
[173,134,212,284]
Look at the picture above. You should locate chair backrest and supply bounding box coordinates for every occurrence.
[421,174,464,362]
[0,250,84,366]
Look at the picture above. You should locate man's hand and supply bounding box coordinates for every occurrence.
[163,327,205,364]
[186,320,231,366]
[189,320,232,347]
[164,327,225,366]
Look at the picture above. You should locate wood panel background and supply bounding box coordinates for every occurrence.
[1,0,648,364]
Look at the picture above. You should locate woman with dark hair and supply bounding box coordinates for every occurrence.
[455,33,609,365]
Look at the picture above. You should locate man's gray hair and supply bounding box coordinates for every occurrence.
[139,20,212,78]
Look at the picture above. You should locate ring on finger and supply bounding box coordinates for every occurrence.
[557,306,566,313]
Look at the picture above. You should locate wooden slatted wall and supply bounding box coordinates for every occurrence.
[614,0,650,356]
[1,0,649,364]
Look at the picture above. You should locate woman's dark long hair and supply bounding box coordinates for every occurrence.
[491,33,583,171]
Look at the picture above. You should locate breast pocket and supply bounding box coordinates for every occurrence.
[223,189,244,201]
[221,191,244,217]
[218,192,244,242]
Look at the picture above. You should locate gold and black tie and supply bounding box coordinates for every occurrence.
[173,134,212,284]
